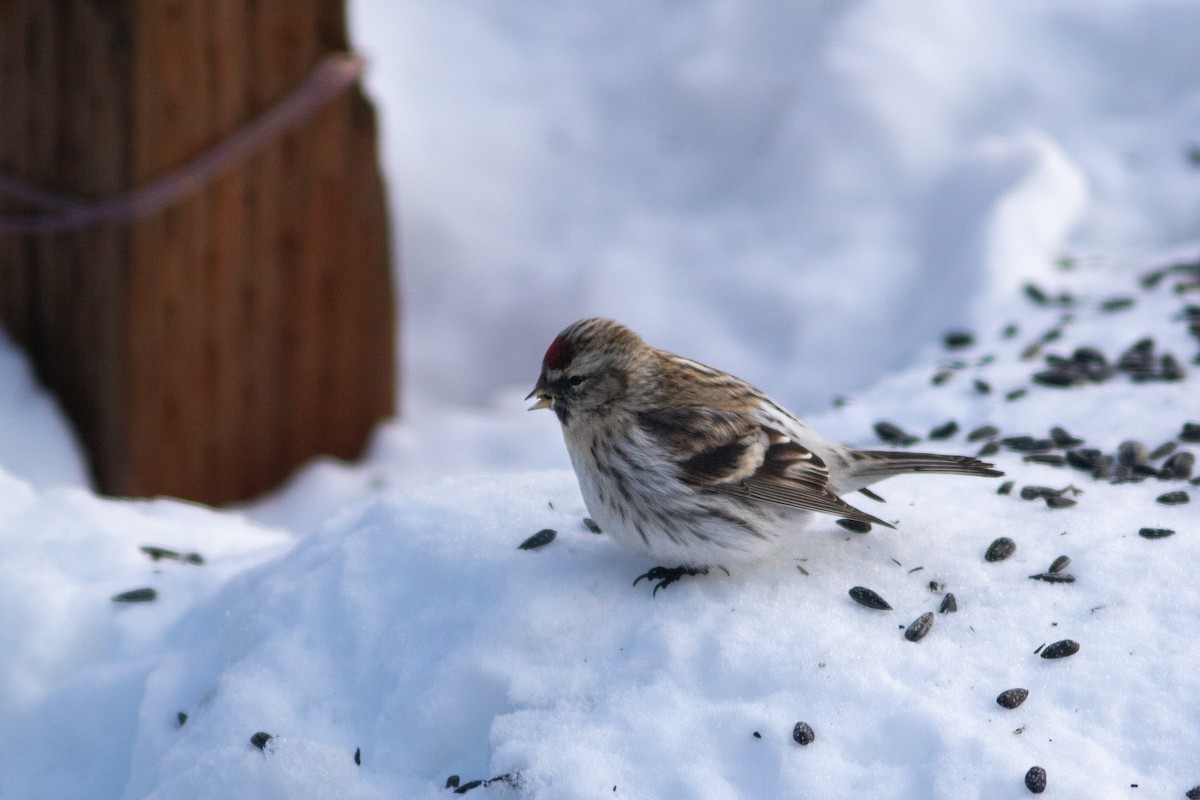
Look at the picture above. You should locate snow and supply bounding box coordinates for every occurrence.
[2,2,1200,798]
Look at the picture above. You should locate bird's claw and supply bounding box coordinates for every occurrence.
[633,565,710,595]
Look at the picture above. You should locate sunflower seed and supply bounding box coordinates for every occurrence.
[1031,367,1083,388]
[985,537,1017,562]
[1002,323,1019,339]
[1049,426,1084,447]
[1040,639,1080,659]
[978,441,1001,456]
[1157,491,1190,505]
[944,330,975,349]
[874,421,919,446]
[1002,436,1055,452]
[1139,527,1175,539]
[446,776,461,789]
[1045,494,1077,509]
[250,731,273,751]
[355,747,361,765]
[792,721,815,745]
[140,545,181,561]
[997,480,1015,495]
[929,420,959,440]
[1006,388,1029,401]
[1020,485,1057,500]
[1118,440,1150,467]
[1186,785,1200,800]
[939,593,957,614]
[518,529,557,550]
[582,517,603,534]
[967,424,1000,442]
[1048,555,1071,573]
[112,587,157,603]
[455,780,484,794]
[974,379,992,395]
[1099,296,1135,312]
[1029,572,1076,584]
[176,711,188,727]
[837,519,872,533]
[1181,422,1200,443]
[996,688,1029,709]
[848,586,892,610]
[1160,354,1186,381]
[1025,765,1047,794]
[1024,454,1066,467]
[1161,451,1195,480]
[904,612,935,642]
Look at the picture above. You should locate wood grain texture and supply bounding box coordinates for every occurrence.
[0,0,396,504]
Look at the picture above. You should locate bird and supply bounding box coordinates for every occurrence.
[527,318,1003,591]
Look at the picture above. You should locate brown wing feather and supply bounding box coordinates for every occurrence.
[636,409,892,528]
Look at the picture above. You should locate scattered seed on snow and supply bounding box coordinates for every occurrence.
[874,421,919,446]
[974,379,992,395]
[1048,555,1071,573]
[929,420,959,440]
[997,481,1015,495]
[1025,765,1047,794]
[582,518,602,534]
[518,529,557,550]
[1040,639,1080,659]
[1029,572,1076,584]
[978,441,1001,456]
[1161,451,1194,479]
[848,586,892,610]
[996,688,1029,709]
[1157,491,1190,505]
[792,721,815,746]
[944,331,975,349]
[112,587,157,603]
[967,424,1000,442]
[250,732,273,751]
[904,612,935,642]
[1138,527,1176,539]
[985,537,1016,562]
[1006,388,1029,401]
[837,519,872,534]
[939,593,957,614]
[1045,495,1077,509]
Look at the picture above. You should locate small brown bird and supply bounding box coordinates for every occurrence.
[528,318,1002,589]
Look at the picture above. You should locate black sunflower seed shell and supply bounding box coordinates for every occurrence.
[848,586,892,611]
[518,528,557,550]
[1040,639,1080,659]
[966,424,1000,442]
[985,537,1016,562]
[1048,555,1071,573]
[997,480,1015,495]
[837,518,872,533]
[1045,495,1077,509]
[1025,765,1047,794]
[792,721,815,746]
[1157,491,1190,505]
[112,587,157,603]
[250,731,273,750]
[996,688,1029,709]
[904,612,935,642]
[938,593,957,614]
[582,518,602,534]
[1138,527,1175,539]
[929,420,960,440]
[1029,572,1076,584]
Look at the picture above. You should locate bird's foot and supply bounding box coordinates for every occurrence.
[633,565,712,595]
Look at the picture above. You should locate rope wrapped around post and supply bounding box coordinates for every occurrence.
[0,53,365,236]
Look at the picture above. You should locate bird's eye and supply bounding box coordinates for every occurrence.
[567,375,587,387]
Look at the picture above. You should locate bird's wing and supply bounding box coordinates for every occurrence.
[636,407,891,527]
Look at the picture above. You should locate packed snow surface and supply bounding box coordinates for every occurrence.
[2,2,1200,798]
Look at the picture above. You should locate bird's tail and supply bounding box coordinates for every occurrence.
[848,450,1003,487]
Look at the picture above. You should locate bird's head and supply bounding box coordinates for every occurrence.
[527,318,648,424]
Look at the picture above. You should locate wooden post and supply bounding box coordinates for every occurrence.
[0,1,396,504]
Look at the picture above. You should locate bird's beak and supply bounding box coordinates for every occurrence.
[526,378,553,411]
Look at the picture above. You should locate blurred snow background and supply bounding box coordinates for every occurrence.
[1,1,1200,798]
